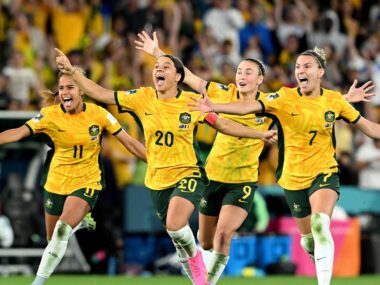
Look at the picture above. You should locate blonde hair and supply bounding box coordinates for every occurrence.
[39,90,58,107]
[38,66,86,107]
[301,47,327,68]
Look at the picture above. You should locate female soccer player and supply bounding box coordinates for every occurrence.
[135,31,274,285]
[190,47,378,285]
[55,48,276,285]
[0,70,147,285]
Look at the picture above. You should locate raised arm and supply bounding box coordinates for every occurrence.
[205,113,277,142]
[343,80,375,103]
[0,125,31,145]
[135,31,207,94]
[190,95,263,115]
[54,48,115,105]
[354,117,380,140]
[114,130,147,162]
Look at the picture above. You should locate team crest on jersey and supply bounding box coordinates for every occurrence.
[324,111,335,123]
[32,113,44,122]
[179,112,191,129]
[123,89,137,96]
[266,93,280,101]
[179,112,191,124]
[89,125,100,136]
[217,83,228,91]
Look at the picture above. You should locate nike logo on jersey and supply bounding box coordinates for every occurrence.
[319,183,329,187]
[316,257,326,261]
[58,129,66,132]
[291,112,299,116]
[145,112,153,116]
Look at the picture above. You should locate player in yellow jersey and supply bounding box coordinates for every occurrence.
[191,47,379,285]
[0,70,147,285]
[134,30,275,285]
[55,48,276,285]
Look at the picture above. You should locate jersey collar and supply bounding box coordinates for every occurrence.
[176,88,182,98]
[237,91,260,100]
[60,102,86,113]
[297,87,324,97]
[155,88,182,99]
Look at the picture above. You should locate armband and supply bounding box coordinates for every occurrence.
[205,112,218,126]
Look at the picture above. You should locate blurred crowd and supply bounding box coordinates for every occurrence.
[1,0,380,190]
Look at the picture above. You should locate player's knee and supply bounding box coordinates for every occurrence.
[52,220,72,242]
[214,229,233,249]
[311,213,331,243]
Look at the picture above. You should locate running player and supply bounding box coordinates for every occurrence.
[190,47,378,285]
[0,69,147,285]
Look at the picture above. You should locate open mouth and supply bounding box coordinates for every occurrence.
[156,75,165,87]
[62,97,73,107]
[299,77,308,87]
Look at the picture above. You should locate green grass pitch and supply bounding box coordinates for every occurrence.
[2,275,380,285]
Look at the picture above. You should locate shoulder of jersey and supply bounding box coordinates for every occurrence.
[85,102,103,110]
[40,104,61,116]
[182,89,202,98]
[279,86,297,94]
[322,88,342,99]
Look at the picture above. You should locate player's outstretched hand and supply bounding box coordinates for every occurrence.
[135,31,163,58]
[55,48,75,75]
[346,79,375,103]
[189,94,214,113]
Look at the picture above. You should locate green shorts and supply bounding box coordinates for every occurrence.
[149,175,207,226]
[199,180,257,216]
[44,188,100,216]
[284,173,340,218]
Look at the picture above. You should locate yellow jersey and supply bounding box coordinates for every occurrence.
[25,103,122,195]
[106,105,142,188]
[115,87,206,190]
[258,87,360,190]
[205,82,273,183]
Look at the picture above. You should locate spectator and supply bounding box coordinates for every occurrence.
[322,44,343,89]
[48,0,88,53]
[2,50,41,110]
[355,138,380,189]
[274,0,309,50]
[203,0,244,58]
[278,34,300,77]
[0,73,10,110]
[308,9,348,60]
[7,11,47,68]
[212,39,241,71]
[239,2,274,64]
